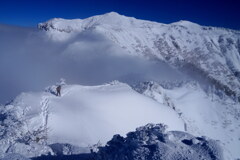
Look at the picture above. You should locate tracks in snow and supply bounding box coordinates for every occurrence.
[40,96,50,143]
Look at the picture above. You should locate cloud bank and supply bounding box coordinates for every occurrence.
[0,24,188,103]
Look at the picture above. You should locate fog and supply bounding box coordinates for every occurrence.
[0,24,188,104]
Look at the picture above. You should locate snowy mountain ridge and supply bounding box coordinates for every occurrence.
[38,12,240,102]
[38,12,162,32]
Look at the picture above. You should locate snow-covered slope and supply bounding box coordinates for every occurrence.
[0,81,184,158]
[133,81,240,159]
[0,81,238,159]
[39,12,240,100]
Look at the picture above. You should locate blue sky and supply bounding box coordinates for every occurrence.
[0,0,239,30]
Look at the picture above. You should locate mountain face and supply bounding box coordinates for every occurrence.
[38,12,240,101]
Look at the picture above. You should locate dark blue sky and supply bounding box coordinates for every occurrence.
[0,0,239,30]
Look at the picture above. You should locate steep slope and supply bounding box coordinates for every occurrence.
[0,81,184,158]
[133,81,240,159]
[38,12,240,100]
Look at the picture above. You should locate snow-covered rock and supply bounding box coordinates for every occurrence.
[96,123,224,160]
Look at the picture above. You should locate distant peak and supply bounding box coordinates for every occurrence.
[105,11,121,16]
[101,11,126,19]
[171,20,200,27]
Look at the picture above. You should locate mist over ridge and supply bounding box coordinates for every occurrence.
[0,23,186,104]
